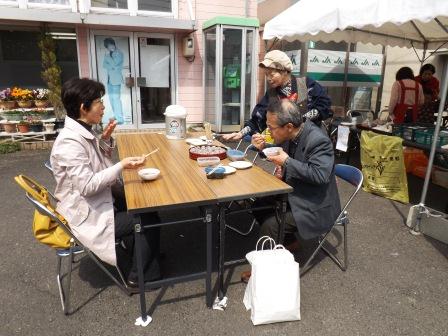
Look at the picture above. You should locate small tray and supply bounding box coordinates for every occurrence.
[197,156,221,167]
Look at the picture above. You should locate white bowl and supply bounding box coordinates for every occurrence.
[138,168,160,181]
[262,147,282,156]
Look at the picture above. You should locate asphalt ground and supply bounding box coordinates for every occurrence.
[1,145,447,336]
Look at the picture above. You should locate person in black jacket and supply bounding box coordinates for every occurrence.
[223,50,332,141]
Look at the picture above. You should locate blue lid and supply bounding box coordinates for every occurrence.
[204,166,225,174]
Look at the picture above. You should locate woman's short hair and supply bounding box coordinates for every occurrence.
[419,63,436,75]
[103,38,116,48]
[396,67,415,81]
[267,99,302,127]
[61,78,105,119]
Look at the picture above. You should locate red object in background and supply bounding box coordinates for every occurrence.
[189,145,227,160]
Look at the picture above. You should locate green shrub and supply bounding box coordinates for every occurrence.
[0,141,20,154]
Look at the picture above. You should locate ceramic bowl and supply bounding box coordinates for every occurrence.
[262,147,282,157]
[138,168,160,181]
[227,149,246,161]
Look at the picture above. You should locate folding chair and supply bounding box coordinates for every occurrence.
[301,164,363,275]
[44,159,53,173]
[14,174,132,315]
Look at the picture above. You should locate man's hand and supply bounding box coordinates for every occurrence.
[222,132,243,141]
[251,133,266,151]
[265,148,289,166]
[102,119,118,141]
[121,156,146,169]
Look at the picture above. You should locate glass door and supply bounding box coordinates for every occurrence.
[134,33,174,129]
[90,31,174,129]
[90,30,136,129]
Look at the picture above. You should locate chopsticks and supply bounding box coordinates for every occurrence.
[207,164,222,176]
[144,148,159,158]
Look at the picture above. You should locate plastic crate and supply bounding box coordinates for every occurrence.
[391,124,403,137]
[414,129,448,147]
[414,129,433,145]
[401,125,428,141]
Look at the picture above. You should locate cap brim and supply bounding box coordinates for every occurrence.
[259,59,274,68]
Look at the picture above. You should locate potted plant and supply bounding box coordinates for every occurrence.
[17,120,30,133]
[39,30,65,122]
[33,88,50,108]
[29,120,43,132]
[1,110,24,121]
[44,122,55,132]
[2,122,17,133]
[0,88,16,110]
[11,87,34,108]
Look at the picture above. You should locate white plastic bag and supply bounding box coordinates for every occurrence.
[243,236,301,325]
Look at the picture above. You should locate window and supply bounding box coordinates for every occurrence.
[27,0,70,4]
[0,30,78,88]
[90,0,127,9]
[138,0,171,12]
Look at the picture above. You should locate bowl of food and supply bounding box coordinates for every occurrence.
[138,168,160,181]
[227,149,246,161]
[189,145,227,160]
[262,147,282,157]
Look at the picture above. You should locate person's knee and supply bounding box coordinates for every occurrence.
[259,221,277,240]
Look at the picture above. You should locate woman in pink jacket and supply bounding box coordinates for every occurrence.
[51,78,160,288]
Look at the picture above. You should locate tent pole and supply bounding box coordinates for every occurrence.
[375,45,387,115]
[299,41,308,77]
[342,42,351,111]
[415,58,448,229]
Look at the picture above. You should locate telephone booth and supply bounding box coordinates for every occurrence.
[203,17,259,132]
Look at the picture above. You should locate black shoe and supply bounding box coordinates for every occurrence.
[127,278,162,291]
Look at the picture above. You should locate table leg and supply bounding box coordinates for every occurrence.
[134,217,149,323]
[205,207,213,308]
[277,195,287,244]
[218,205,226,300]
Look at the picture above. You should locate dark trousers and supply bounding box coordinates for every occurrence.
[112,184,161,282]
[253,196,319,263]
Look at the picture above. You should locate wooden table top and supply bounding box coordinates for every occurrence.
[116,133,292,213]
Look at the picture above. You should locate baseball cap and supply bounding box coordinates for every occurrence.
[259,50,293,72]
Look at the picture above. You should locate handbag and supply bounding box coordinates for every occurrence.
[243,236,301,325]
[15,175,71,249]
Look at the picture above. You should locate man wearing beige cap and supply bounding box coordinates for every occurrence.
[223,50,331,141]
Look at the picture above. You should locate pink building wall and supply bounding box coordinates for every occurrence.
[178,0,258,123]
[76,0,258,125]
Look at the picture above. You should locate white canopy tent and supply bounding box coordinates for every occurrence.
[264,0,448,62]
[263,0,448,242]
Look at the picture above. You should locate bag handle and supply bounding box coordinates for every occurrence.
[256,236,276,251]
[14,175,50,205]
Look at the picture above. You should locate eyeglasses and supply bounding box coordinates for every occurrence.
[267,124,285,131]
[92,98,104,105]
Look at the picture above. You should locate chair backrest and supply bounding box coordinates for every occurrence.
[25,193,79,246]
[44,160,53,173]
[334,164,363,216]
[15,174,73,248]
